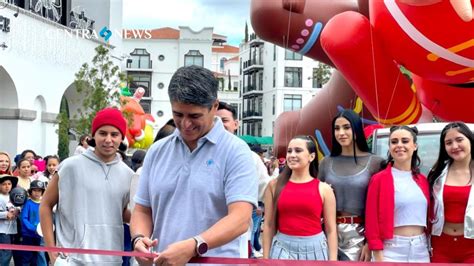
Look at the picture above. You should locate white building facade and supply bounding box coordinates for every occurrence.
[0,0,123,158]
[239,36,324,137]
[122,27,240,128]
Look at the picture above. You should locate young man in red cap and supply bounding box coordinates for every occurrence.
[40,108,134,265]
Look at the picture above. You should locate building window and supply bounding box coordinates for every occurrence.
[273,67,276,88]
[220,57,227,71]
[233,81,238,91]
[128,48,152,69]
[272,94,275,115]
[273,44,276,61]
[184,50,204,67]
[285,50,302,60]
[240,58,242,74]
[284,67,302,87]
[128,72,151,98]
[283,94,302,111]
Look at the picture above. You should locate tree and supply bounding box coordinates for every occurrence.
[244,21,249,42]
[227,70,232,91]
[71,45,128,135]
[313,62,332,88]
[57,97,70,160]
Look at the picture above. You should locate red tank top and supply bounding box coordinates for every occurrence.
[277,178,323,236]
[443,184,471,223]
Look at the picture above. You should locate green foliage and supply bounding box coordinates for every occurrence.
[57,97,70,160]
[227,70,232,90]
[245,22,249,42]
[72,45,127,135]
[313,62,332,87]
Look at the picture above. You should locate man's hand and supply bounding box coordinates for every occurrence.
[134,237,158,266]
[359,243,371,261]
[154,238,196,266]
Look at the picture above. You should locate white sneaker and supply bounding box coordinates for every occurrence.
[253,250,263,258]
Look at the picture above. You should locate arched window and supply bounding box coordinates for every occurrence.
[127,48,152,69]
[184,50,203,67]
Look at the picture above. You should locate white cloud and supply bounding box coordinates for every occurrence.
[122,0,250,45]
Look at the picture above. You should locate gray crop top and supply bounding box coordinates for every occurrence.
[318,154,384,216]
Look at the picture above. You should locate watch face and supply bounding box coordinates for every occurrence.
[198,242,208,255]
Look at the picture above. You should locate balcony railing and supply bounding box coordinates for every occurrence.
[243,85,263,95]
[242,110,263,118]
[126,59,153,70]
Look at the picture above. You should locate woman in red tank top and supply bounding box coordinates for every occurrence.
[262,135,337,260]
[428,122,474,263]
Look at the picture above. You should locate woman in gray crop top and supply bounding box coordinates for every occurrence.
[318,109,383,261]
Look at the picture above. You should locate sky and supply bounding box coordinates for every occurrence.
[122,0,252,46]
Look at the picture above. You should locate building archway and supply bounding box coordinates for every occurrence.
[0,66,19,157]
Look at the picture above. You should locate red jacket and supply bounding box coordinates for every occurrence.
[365,164,430,250]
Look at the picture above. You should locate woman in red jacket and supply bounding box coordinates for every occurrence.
[366,126,430,262]
[428,122,474,263]
[262,135,337,260]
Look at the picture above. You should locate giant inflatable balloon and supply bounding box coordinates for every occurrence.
[251,0,472,157]
[120,87,156,149]
[251,0,376,157]
[321,0,473,123]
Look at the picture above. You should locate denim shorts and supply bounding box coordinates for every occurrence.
[382,234,430,262]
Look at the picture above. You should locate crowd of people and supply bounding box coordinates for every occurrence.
[0,65,473,265]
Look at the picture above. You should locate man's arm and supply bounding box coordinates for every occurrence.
[154,201,252,265]
[130,203,157,265]
[39,172,59,263]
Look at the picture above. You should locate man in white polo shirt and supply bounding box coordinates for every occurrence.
[131,66,257,265]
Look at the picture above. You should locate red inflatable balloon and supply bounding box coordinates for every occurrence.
[251,0,473,157]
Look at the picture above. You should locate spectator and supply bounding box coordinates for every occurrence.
[0,152,12,175]
[40,107,134,265]
[74,134,90,155]
[216,101,271,258]
[0,174,19,265]
[20,180,47,265]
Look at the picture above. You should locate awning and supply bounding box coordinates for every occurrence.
[239,135,273,145]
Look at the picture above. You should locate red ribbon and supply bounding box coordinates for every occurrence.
[0,244,457,265]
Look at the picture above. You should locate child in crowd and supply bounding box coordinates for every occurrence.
[0,175,19,266]
[20,180,47,265]
[31,155,60,184]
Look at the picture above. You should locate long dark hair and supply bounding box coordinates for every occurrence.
[330,109,369,163]
[272,135,319,229]
[381,125,421,176]
[428,122,474,187]
[43,155,60,178]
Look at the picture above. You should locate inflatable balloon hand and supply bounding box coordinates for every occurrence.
[120,87,155,150]
[133,87,145,102]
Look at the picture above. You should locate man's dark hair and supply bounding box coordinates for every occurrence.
[154,119,176,143]
[218,101,237,120]
[168,65,218,108]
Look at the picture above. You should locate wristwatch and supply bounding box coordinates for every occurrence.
[193,235,208,256]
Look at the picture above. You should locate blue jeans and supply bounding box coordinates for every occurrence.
[37,238,47,266]
[251,208,263,252]
[0,233,12,266]
[19,235,41,266]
